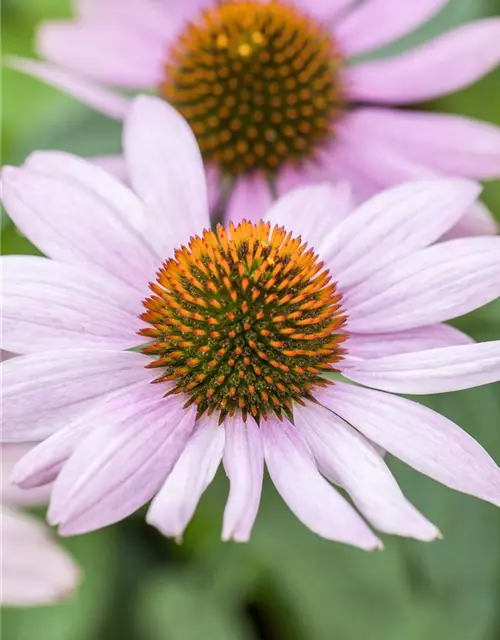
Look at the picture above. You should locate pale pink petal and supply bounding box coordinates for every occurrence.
[205,164,222,213]
[1,255,142,353]
[224,174,273,225]
[444,202,498,239]
[347,18,500,104]
[347,324,473,359]
[124,96,210,255]
[6,56,130,119]
[1,507,79,606]
[11,413,98,490]
[37,21,165,87]
[264,182,353,255]
[1,164,158,291]
[335,0,447,57]
[294,402,440,540]
[49,389,196,535]
[222,415,264,542]
[345,237,500,332]
[293,0,356,20]
[261,416,382,549]
[344,108,500,180]
[318,382,500,506]
[343,341,500,394]
[322,180,480,290]
[1,444,52,506]
[1,350,153,442]
[147,416,225,539]
[91,155,128,182]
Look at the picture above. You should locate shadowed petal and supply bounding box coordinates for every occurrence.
[295,402,440,540]
[222,415,264,542]
[335,0,447,57]
[261,416,382,549]
[347,18,500,104]
[147,416,225,539]
[1,350,153,442]
[343,341,500,394]
[224,174,273,225]
[49,389,196,535]
[318,383,500,506]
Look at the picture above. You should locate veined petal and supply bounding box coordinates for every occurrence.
[294,402,440,540]
[294,0,356,21]
[1,164,158,292]
[321,180,480,290]
[345,237,500,332]
[1,350,153,442]
[37,20,166,87]
[261,416,381,550]
[346,324,472,359]
[264,183,353,257]
[318,383,500,506]
[124,96,210,257]
[6,56,131,120]
[224,174,273,225]
[49,390,196,535]
[335,0,447,57]
[1,507,79,606]
[1,444,52,506]
[222,415,264,542]
[347,18,500,104]
[444,202,498,239]
[344,108,500,180]
[147,416,225,539]
[343,341,500,394]
[1,255,143,353]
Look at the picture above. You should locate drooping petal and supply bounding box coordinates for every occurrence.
[222,415,264,542]
[123,96,210,256]
[294,402,440,540]
[343,108,500,180]
[347,18,500,104]
[6,56,131,119]
[0,507,80,606]
[261,416,381,549]
[335,0,447,57]
[91,155,128,182]
[147,416,225,539]
[1,444,52,506]
[343,341,500,394]
[1,255,143,353]
[224,174,273,225]
[1,164,158,291]
[345,237,500,332]
[1,350,153,442]
[346,324,472,359]
[49,389,196,535]
[321,179,480,290]
[37,20,166,87]
[318,382,500,506]
[264,183,353,256]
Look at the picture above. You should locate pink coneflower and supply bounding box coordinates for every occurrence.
[8,0,500,235]
[1,444,80,606]
[2,96,500,547]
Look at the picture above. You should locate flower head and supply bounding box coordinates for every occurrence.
[1,96,500,548]
[8,0,500,234]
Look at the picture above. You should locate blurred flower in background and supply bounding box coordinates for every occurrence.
[7,0,500,233]
[1,443,80,607]
[1,97,499,549]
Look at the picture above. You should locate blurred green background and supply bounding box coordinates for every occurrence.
[1,1,500,638]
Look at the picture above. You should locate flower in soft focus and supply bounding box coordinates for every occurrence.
[1,444,80,606]
[2,96,500,547]
[7,0,500,236]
